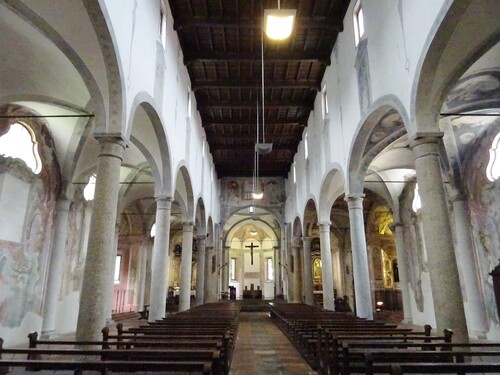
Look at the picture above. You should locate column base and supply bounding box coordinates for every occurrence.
[40,330,56,340]
[401,318,413,325]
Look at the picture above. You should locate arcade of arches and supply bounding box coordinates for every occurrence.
[0,0,499,351]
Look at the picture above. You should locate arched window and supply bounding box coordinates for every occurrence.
[412,183,422,212]
[83,174,96,201]
[486,132,500,182]
[0,122,42,174]
[150,222,156,238]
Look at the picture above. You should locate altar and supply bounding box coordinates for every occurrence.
[243,284,262,299]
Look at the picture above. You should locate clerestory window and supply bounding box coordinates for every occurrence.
[353,0,365,46]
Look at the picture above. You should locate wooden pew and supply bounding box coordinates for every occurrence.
[20,332,223,374]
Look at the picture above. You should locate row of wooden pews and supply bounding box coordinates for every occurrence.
[269,302,500,375]
[0,302,240,374]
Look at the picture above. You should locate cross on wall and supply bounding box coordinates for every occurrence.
[245,242,259,265]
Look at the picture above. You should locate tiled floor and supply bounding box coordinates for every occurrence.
[229,312,318,375]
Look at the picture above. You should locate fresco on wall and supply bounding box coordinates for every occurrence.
[462,125,500,324]
[0,115,60,328]
[220,177,286,221]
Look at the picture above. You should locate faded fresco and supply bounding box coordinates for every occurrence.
[0,115,61,329]
[462,125,500,325]
[220,177,286,221]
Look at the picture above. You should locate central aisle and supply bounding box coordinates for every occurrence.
[229,312,318,375]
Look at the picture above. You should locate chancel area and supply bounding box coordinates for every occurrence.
[0,0,500,373]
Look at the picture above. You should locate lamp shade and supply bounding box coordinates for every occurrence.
[264,9,296,40]
[252,190,264,200]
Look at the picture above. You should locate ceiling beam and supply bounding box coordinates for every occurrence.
[173,16,343,33]
[206,134,303,142]
[184,51,331,66]
[210,144,295,152]
[192,79,320,92]
[202,116,309,126]
[197,99,314,112]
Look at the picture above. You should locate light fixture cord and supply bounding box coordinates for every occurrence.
[261,13,266,144]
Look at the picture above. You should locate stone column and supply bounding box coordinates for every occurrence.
[291,243,301,302]
[179,221,194,312]
[148,196,172,321]
[450,193,488,337]
[204,246,215,302]
[274,246,282,296]
[136,239,150,311]
[195,234,207,305]
[346,195,373,319]
[222,246,230,296]
[41,198,71,338]
[76,136,126,341]
[411,134,468,341]
[319,222,335,311]
[391,222,413,323]
[106,227,119,322]
[302,237,314,306]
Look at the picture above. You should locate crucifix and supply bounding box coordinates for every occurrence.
[245,242,259,265]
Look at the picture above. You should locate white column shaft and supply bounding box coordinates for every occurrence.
[148,197,172,321]
[346,195,373,319]
[179,222,194,312]
[195,235,207,305]
[319,223,335,311]
[136,240,149,311]
[392,223,413,323]
[302,237,314,305]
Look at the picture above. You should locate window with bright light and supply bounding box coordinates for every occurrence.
[266,257,274,281]
[321,84,329,120]
[159,4,167,48]
[353,0,364,46]
[202,139,205,157]
[83,174,96,201]
[114,255,122,284]
[230,258,236,280]
[187,90,192,118]
[486,132,500,182]
[0,122,42,174]
[304,133,309,160]
[293,162,297,184]
[412,183,422,213]
[150,223,156,238]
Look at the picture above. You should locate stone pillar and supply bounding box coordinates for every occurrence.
[222,246,230,296]
[76,136,126,341]
[450,193,488,337]
[274,246,282,296]
[148,196,172,321]
[346,195,373,319]
[204,246,215,302]
[195,234,207,305]
[41,198,71,338]
[291,243,301,302]
[411,134,468,341]
[319,223,335,311]
[179,221,194,312]
[302,237,314,306]
[391,222,413,323]
[136,239,149,311]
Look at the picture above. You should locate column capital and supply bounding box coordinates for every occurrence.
[94,132,128,145]
[301,236,312,245]
[94,134,128,158]
[155,196,173,210]
[182,221,194,230]
[389,221,404,231]
[409,132,443,160]
[196,234,207,241]
[318,222,331,231]
[409,131,443,147]
[56,198,72,212]
[345,194,364,209]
